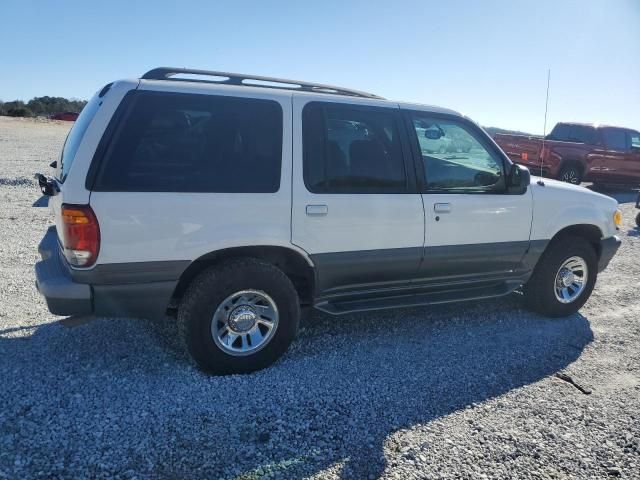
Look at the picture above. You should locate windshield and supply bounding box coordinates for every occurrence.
[59,92,102,182]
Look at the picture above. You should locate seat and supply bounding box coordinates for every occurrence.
[349,139,399,182]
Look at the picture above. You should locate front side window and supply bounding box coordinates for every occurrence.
[630,131,640,149]
[547,123,570,141]
[409,114,505,192]
[303,103,407,193]
[94,92,283,192]
[602,128,627,151]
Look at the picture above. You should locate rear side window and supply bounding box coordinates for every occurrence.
[94,92,283,192]
[547,124,597,144]
[60,93,102,182]
[602,128,628,150]
[568,125,597,144]
[302,103,407,193]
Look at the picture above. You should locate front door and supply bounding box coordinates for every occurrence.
[291,98,425,297]
[404,111,533,283]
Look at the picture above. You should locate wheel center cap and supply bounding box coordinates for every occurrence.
[228,305,257,333]
[560,269,575,287]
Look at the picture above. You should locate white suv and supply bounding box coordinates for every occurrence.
[35,68,622,374]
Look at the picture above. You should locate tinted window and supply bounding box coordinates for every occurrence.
[409,114,504,192]
[95,92,282,192]
[547,123,570,141]
[602,128,628,150]
[547,124,597,144]
[60,93,102,182]
[568,125,597,144]
[630,131,640,149]
[303,103,407,193]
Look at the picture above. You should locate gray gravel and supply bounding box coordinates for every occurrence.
[0,116,639,479]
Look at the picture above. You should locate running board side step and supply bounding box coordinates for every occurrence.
[314,282,517,315]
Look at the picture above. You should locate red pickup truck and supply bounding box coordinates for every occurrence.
[494,122,640,185]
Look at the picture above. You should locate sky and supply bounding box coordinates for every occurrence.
[0,0,638,134]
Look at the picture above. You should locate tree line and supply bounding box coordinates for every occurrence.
[0,96,87,117]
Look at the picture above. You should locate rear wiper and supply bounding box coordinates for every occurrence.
[34,173,59,196]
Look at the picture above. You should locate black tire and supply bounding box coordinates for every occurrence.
[557,164,583,185]
[523,236,597,317]
[636,211,640,227]
[178,258,300,375]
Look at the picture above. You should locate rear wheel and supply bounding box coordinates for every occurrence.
[178,258,300,374]
[523,236,597,317]
[558,164,583,185]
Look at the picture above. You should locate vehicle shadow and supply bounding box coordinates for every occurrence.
[1,294,593,479]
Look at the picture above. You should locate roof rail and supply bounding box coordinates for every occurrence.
[141,67,384,100]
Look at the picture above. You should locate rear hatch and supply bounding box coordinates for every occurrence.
[47,80,139,265]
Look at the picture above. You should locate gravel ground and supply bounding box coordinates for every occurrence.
[0,116,639,479]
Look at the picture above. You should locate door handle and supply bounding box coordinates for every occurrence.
[306,204,328,216]
[434,203,451,213]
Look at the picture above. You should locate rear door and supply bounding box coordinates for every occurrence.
[404,110,533,284]
[291,97,425,296]
[50,81,138,247]
[50,92,103,242]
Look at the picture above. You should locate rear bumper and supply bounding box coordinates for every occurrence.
[35,226,92,316]
[598,235,621,272]
[35,226,183,319]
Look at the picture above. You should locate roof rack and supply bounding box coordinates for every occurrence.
[141,67,384,100]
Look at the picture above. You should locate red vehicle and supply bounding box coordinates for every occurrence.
[494,122,640,185]
[50,111,79,121]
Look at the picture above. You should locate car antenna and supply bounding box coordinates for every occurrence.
[538,69,551,186]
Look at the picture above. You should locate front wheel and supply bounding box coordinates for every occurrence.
[523,236,597,317]
[178,258,300,374]
[558,164,583,185]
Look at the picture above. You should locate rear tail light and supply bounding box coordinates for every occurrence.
[60,204,100,267]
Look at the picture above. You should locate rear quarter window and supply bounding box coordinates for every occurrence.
[92,91,283,193]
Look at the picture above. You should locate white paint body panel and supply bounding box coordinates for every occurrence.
[423,190,533,247]
[89,85,296,265]
[289,95,425,254]
[528,177,619,240]
[50,76,619,274]
[90,192,296,264]
[50,80,139,246]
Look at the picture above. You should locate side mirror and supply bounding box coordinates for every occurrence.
[508,164,530,194]
[424,128,443,140]
[35,173,59,196]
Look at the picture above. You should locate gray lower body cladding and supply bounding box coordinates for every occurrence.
[598,235,621,272]
[311,240,547,299]
[35,227,620,320]
[35,226,187,318]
